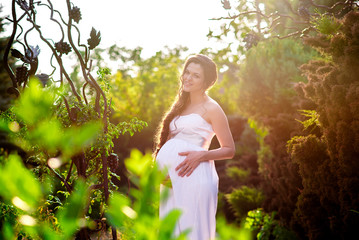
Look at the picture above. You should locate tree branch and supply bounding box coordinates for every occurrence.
[4,0,19,90]
[66,160,74,182]
[46,164,72,192]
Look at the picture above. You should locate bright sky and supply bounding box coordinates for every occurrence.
[2,0,232,74]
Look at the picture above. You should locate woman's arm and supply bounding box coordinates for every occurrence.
[175,103,235,177]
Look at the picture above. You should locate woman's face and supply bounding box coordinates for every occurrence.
[182,62,205,93]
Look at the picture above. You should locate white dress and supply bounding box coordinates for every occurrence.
[156,113,218,240]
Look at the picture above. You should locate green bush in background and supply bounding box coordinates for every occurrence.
[226,186,264,221]
[244,209,298,240]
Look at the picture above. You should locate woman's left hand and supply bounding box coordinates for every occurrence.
[175,151,205,177]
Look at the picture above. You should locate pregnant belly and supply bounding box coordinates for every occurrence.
[156,138,218,187]
[156,138,204,169]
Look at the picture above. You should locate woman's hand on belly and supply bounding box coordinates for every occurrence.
[175,151,206,177]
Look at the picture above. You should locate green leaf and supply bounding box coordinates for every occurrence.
[106,192,135,227]
[296,109,320,131]
[0,154,42,210]
[248,118,268,141]
[158,209,181,239]
[124,149,153,177]
[0,118,11,133]
[216,217,252,240]
[61,121,103,157]
[57,179,89,238]
[311,11,342,36]
[2,222,15,240]
[13,78,56,125]
[38,223,64,240]
[30,120,63,153]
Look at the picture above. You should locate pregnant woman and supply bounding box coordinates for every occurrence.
[154,54,235,240]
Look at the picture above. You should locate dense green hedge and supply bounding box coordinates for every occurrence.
[289,11,359,239]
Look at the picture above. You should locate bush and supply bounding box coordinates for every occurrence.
[289,11,359,239]
[244,208,298,240]
[226,186,264,221]
[226,166,250,183]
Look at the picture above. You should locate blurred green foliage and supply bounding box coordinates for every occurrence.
[106,149,186,240]
[226,166,250,183]
[244,209,299,240]
[296,109,321,132]
[1,78,103,159]
[216,217,252,240]
[0,154,42,209]
[57,180,89,239]
[0,77,102,239]
[108,47,185,126]
[0,76,145,238]
[238,38,317,121]
[247,118,271,175]
[0,148,252,239]
[226,186,264,221]
[0,153,90,239]
[311,10,342,36]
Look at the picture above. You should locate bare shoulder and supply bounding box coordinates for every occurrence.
[204,97,224,114]
[203,97,227,122]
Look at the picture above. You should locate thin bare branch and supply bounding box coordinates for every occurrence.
[88,71,109,132]
[64,0,108,131]
[15,19,25,45]
[210,0,354,41]
[101,153,109,202]
[89,183,104,190]
[23,25,35,59]
[210,10,267,20]
[16,4,81,99]
[281,0,300,16]
[4,0,19,90]
[49,53,56,76]
[66,160,74,182]
[38,2,68,26]
[308,0,349,12]
[46,0,65,42]
[273,30,302,39]
[82,82,89,105]
[25,14,82,101]
[210,10,308,26]
[72,24,89,65]
[47,164,72,192]
[61,95,71,117]
[12,20,28,63]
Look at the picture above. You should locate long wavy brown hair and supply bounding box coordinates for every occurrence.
[153,54,218,157]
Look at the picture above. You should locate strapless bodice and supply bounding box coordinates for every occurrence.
[169,113,215,149]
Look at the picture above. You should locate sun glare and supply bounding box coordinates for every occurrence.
[2,0,230,74]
